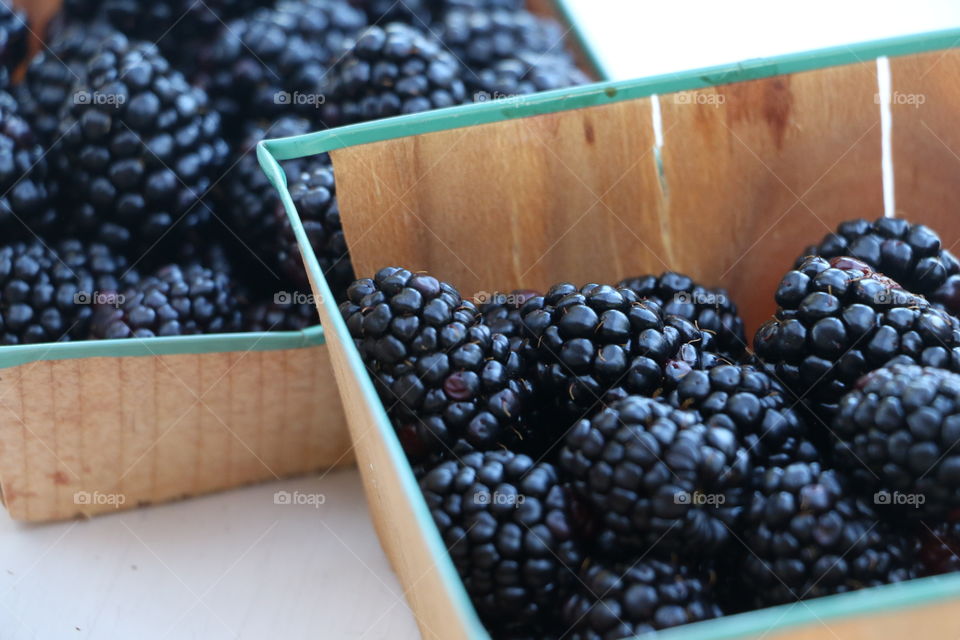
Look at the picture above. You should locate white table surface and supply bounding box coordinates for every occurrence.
[6,2,960,639]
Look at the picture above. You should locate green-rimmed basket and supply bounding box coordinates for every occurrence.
[261,24,960,640]
[0,0,603,522]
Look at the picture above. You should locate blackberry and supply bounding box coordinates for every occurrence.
[16,21,119,146]
[0,90,58,235]
[56,36,229,252]
[559,395,751,555]
[419,450,583,634]
[472,50,589,97]
[478,289,540,348]
[348,0,431,26]
[917,517,960,576]
[668,363,820,471]
[341,268,534,461]
[754,256,960,419]
[437,9,568,72]
[0,240,128,344]
[203,0,366,134]
[739,462,916,608]
[321,23,469,126]
[619,271,746,359]
[520,282,721,424]
[798,217,960,312]
[89,263,243,338]
[242,294,319,332]
[279,158,352,301]
[561,558,722,639]
[0,1,27,89]
[833,364,960,518]
[430,0,524,13]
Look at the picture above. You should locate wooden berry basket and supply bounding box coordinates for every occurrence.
[261,25,960,640]
[0,0,604,522]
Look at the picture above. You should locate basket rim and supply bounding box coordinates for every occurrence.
[259,25,960,640]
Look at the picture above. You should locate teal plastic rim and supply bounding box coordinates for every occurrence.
[260,25,960,640]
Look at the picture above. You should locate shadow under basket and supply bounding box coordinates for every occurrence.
[260,26,960,640]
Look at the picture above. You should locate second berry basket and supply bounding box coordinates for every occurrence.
[261,25,960,640]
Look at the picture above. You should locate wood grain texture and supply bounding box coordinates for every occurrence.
[0,346,352,521]
[891,48,960,256]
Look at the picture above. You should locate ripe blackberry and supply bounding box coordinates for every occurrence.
[16,21,119,146]
[0,2,27,89]
[242,294,319,332]
[478,289,540,349]
[561,558,722,639]
[341,268,534,461]
[740,462,916,608]
[348,0,431,25]
[619,271,746,359]
[798,217,960,312]
[833,364,960,518]
[0,90,58,235]
[203,0,366,134]
[419,450,583,635]
[754,256,960,418]
[56,37,229,252]
[89,263,242,338]
[667,363,820,470]
[559,395,751,555]
[472,50,589,97]
[321,23,469,126]
[437,9,567,72]
[917,517,960,576]
[278,158,352,301]
[520,283,721,424]
[0,240,126,344]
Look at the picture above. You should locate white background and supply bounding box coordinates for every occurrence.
[5,2,960,639]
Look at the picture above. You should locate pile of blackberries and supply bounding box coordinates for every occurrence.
[345,216,960,638]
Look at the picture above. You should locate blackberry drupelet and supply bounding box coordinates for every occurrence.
[520,282,721,424]
[798,217,960,312]
[242,294,319,332]
[419,450,583,635]
[559,395,751,555]
[278,158,352,300]
[833,364,960,518]
[203,0,366,134]
[667,363,820,470]
[561,558,722,639]
[56,36,229,251]
[437,8,567,72]
[472,50,589,97]
[740,462,916,608]
[619,271,747,359]
[16,20,119,146]
[0,240,113,344]
[89,262,243,338]
[341,268,534,460]
[321,23,469,126]
[0,90,58,235]
[754,256,960,419]
[917,516,960,576]
[0,1,27,89]
[478,289,540,349]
